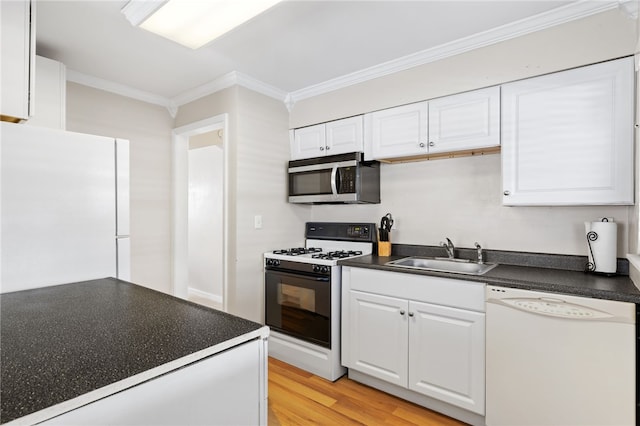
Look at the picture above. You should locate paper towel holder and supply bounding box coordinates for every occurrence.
[585,217,616,276]
[585,230,598,272]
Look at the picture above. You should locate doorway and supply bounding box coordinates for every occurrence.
[172,114,228,311]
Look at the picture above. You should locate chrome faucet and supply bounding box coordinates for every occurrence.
[474,242,484,264]
[441,238,455,259]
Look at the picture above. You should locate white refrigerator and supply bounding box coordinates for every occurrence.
[1,122,130,293]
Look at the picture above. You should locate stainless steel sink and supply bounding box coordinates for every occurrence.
[385,257,497,275]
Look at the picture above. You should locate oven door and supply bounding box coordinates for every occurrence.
[265,269,331,348]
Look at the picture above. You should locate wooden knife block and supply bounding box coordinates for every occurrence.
[378,241,391,256]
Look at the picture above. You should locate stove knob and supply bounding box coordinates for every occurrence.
[321,266,330,274]
[274,259,280,267]
[312,265,320,273]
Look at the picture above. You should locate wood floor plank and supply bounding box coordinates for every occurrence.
[268,357,467,426]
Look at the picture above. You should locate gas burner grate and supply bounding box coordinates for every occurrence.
[273,247,322,256]
[312,250,364,260]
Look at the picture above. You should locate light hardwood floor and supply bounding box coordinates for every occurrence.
[268,357,467,425]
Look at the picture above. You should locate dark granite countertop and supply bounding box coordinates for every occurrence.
[0,278,267,425]
[339,254,640,304]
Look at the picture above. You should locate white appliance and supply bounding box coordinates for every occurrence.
[264,222,375,381]
[1,122,130,293]
[486,285,636,426]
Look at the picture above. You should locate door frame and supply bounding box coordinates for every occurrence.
[172,114,229,311]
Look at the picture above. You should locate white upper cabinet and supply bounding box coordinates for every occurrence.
[369,102,428,159]
[501,57,634,206]
[368,87,500,160]
[427,86,500,154]
[25,56,67,130]
[290,116,363,160]
[1,0,35,122]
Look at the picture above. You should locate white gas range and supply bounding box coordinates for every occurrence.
[264,222,376,381]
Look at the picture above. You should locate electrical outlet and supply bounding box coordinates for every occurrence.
[254,215,262,229]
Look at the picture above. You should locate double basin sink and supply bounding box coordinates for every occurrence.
[385,256,497,276]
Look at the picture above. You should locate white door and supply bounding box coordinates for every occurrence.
[187,141,223,309]
[291,123,326,160]
[347,290,408,387]
[172,116,227,311]
[369,102,427,159]
[428,86,500,153]
[501,57,634,205]
[408,300,485,415]
[325,116,363,155]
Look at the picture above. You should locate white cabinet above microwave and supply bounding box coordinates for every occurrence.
[290,116,363,160]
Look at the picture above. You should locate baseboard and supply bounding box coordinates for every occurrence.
[187,287,222,304]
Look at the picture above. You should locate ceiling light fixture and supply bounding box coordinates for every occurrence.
[121,0,283,49]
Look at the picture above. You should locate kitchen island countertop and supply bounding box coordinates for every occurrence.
[339,255,640,304]
[0,278,268,425]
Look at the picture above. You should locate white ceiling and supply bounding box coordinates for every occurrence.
[36,0,620,108]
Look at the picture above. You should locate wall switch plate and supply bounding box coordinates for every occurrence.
[254,215,262,229]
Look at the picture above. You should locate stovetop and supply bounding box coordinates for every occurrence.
[265,222,376,266]
[265,242,372,266]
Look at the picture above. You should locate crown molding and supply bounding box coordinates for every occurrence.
[66,69,175,113]
[170,71,288,107]
[287,0,625,105]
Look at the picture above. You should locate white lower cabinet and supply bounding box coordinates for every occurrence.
[342,267,485,420]
[348,291,408,387]
[408,300,485,414]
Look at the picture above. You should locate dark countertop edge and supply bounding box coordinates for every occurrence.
[5,326,270,426]
[339,255,640,304]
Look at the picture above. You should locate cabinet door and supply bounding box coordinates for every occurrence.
[408,301,485,415]
[502,57,634,205]
[369,102,427,159]
[291,124,326,160]
[1,0,34,121]
[347,290,408,387]
[428,86,500,153]
[25,56,66,129]
[325,116,363,155]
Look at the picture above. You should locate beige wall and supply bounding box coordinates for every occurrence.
[175,86,303,322]
[292,9,638,258]
[66,82,174,292]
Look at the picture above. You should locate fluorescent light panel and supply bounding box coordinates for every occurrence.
[135,0,283,49]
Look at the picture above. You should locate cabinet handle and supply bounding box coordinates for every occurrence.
[319,146,325,151]
[429,141,435,147]
[399,310,405,315]
[503,190,511,196]
[419,143,425,148]
[408,312,414,317]
[325,146,330,150]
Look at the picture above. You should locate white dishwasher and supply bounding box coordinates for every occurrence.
[486,285,636,426]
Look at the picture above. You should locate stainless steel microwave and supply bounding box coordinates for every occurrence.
[288,152,380,204]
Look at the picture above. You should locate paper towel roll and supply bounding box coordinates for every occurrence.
[585,220,617,274]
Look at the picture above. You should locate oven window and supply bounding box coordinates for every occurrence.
[289,169,332,196]
[278,284,316,312]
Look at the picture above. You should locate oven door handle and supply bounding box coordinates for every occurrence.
[330,165,338,196]
[266,270,330,282]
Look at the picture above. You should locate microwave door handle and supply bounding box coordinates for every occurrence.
[331,166,338,196]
